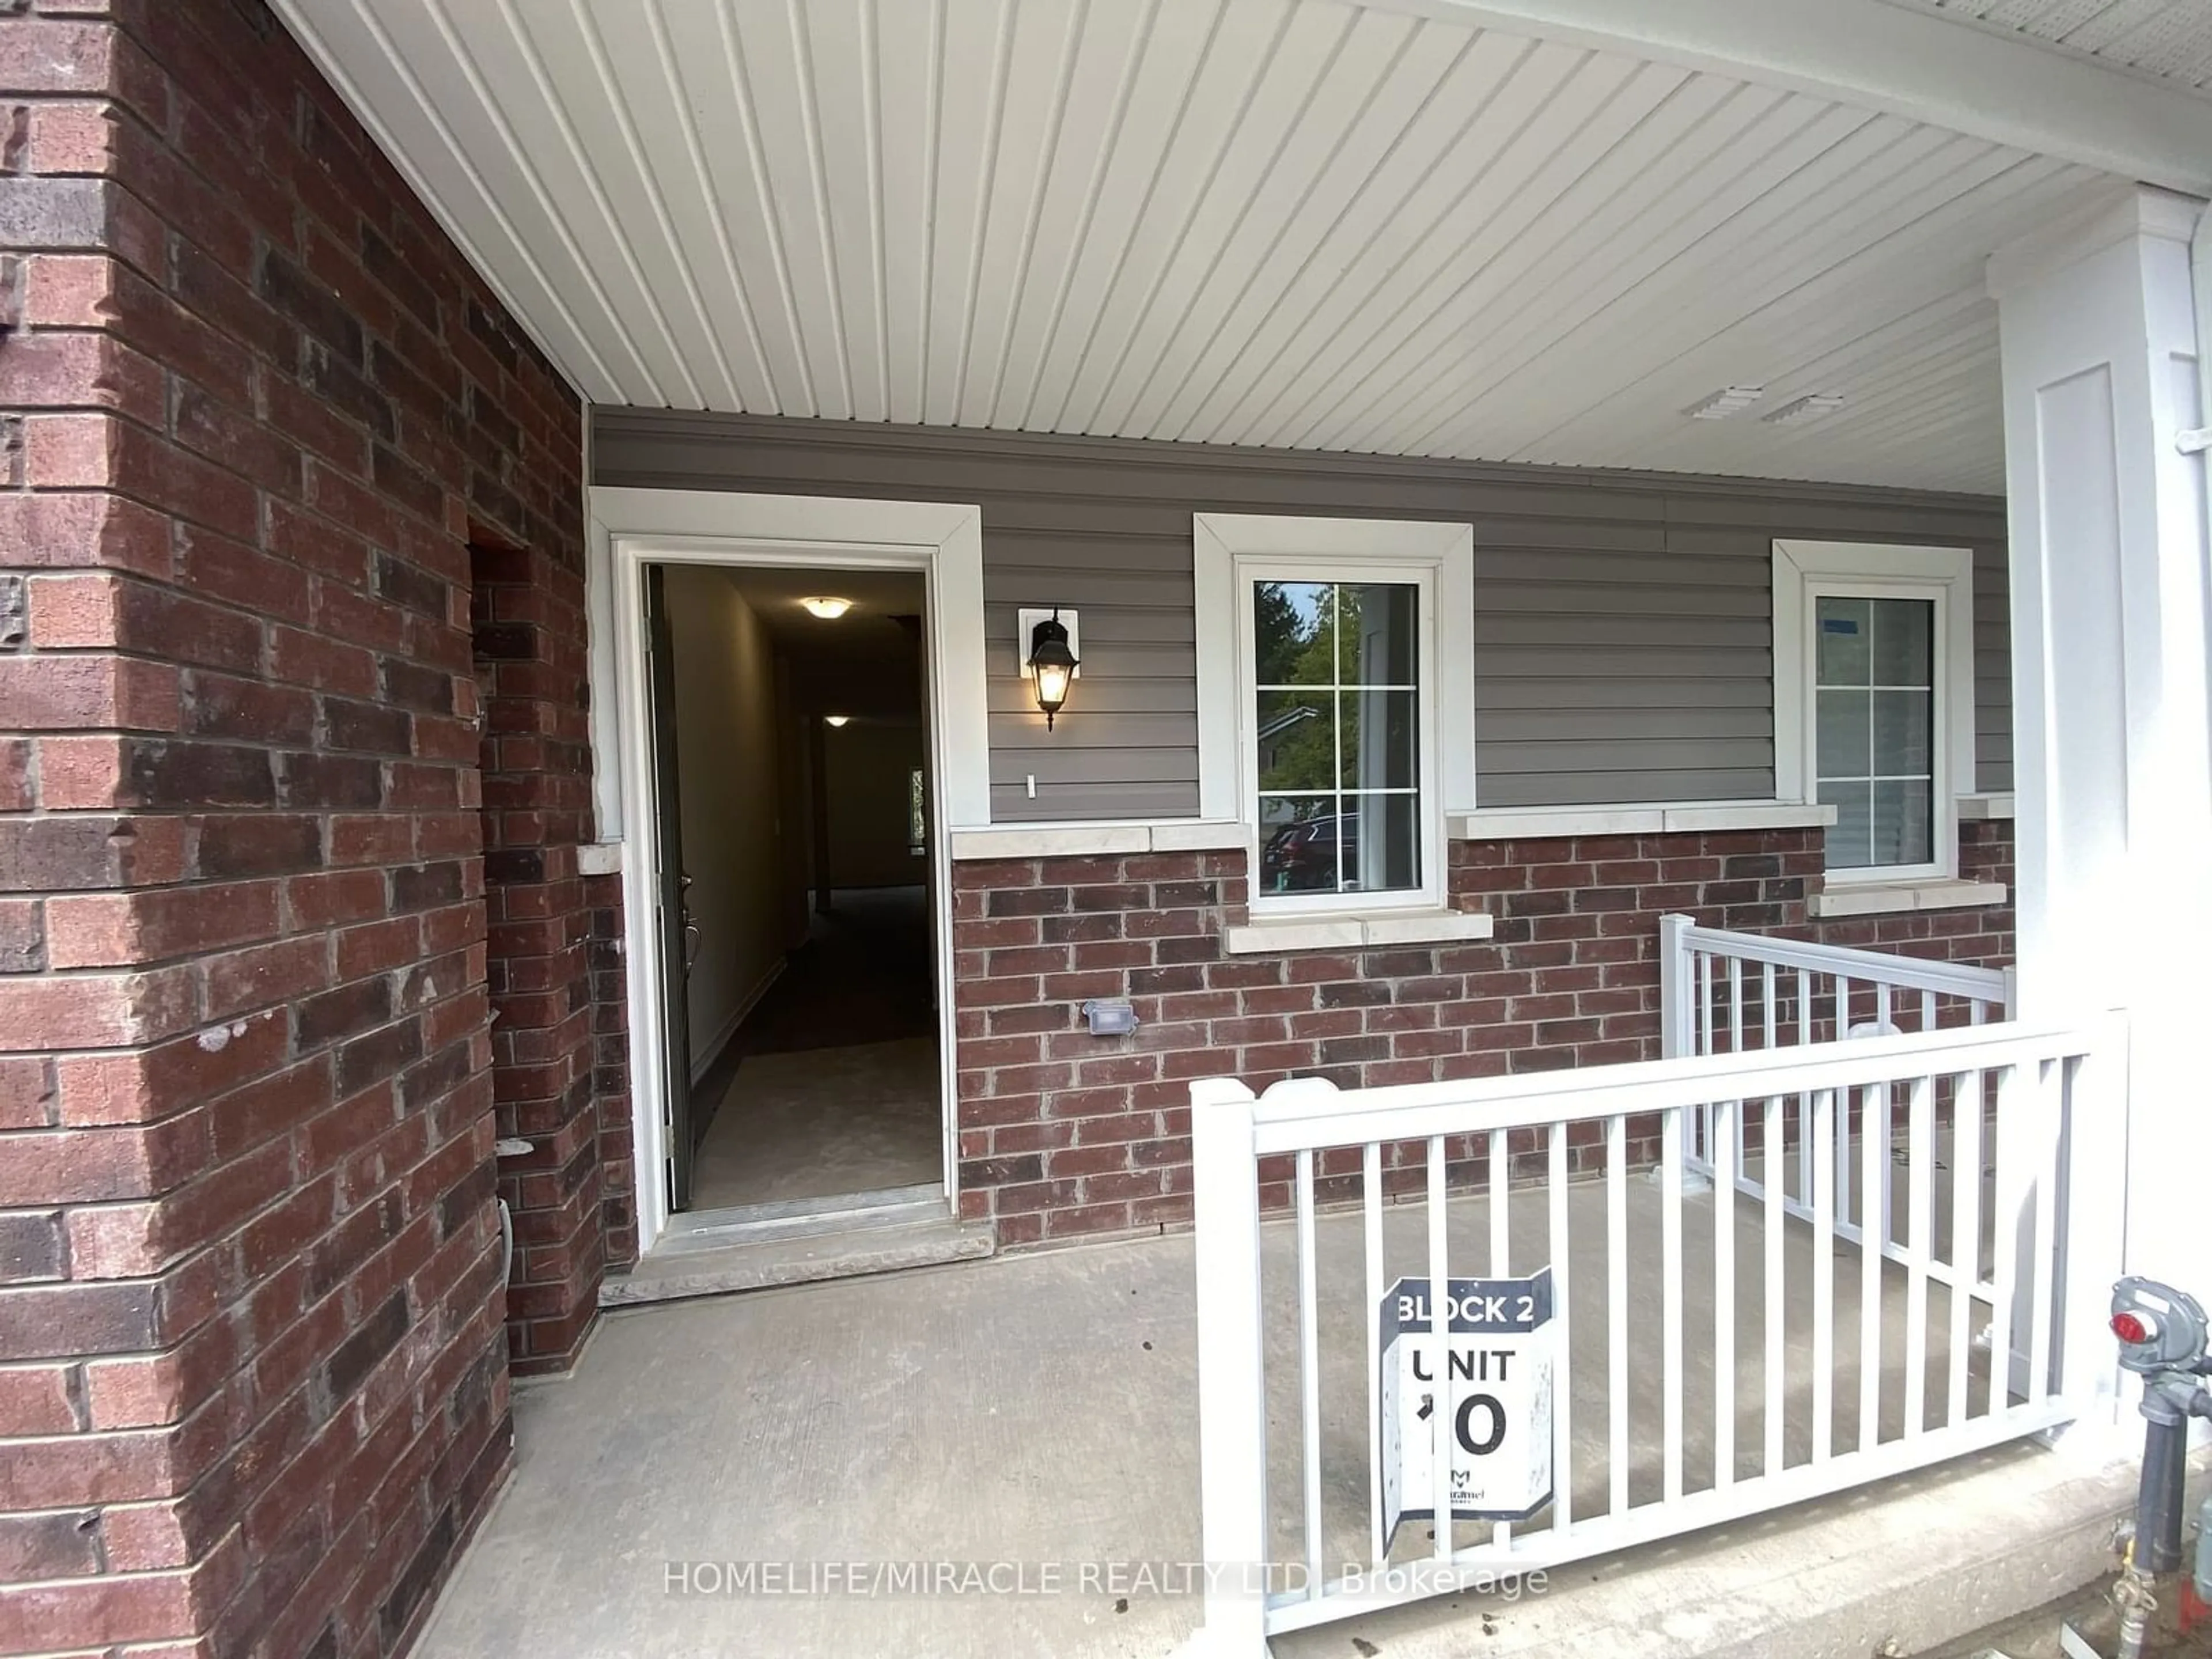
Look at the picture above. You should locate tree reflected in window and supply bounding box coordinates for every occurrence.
[1252,580,1420,896]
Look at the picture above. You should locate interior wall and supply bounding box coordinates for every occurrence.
[774,664,814,948]
[666,565,786,1077]
[824,718,927,889]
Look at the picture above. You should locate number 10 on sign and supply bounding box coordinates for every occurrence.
[1378,1270,1556,1548]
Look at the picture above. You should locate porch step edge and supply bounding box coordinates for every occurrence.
[599,1219,995,1306]
[1272,1441,2205,1659]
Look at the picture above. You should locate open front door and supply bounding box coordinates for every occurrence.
[643,563,696,1211]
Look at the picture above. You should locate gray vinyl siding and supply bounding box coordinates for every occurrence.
[593,411,2012,820]
[1973,542,2014,793]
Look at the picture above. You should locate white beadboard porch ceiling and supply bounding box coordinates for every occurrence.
[1877,0,2212,95]
[274,0,2152,496]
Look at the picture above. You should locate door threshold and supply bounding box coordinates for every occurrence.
[603,1187,992,1307]
[658,1182,946,1251]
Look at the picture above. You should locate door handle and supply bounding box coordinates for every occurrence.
[676,870,700,974]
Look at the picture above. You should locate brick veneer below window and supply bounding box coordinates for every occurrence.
[950,823,2015,1247]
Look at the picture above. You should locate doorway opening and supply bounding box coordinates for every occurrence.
[642,559,942,1225]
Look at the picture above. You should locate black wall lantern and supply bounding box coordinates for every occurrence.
[1025,608,1079,730]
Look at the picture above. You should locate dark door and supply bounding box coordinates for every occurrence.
[643,563,697,1211]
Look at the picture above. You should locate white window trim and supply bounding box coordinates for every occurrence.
[1195,513,1475,917]
[1772,538,1976,887]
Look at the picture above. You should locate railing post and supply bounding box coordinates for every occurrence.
[1659,913,1694,1059]
[2054,1012,2131,1426]
[1188,1077,1270,1658]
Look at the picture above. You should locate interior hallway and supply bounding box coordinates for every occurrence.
[688,885,941,1212]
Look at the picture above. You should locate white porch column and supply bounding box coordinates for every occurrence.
[1988,185,2211,1401]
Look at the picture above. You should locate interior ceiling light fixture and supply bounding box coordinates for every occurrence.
[1684,385,1764,420]
[799,596,853,619]
[1763,393,1847,426]
[824,715,850,728]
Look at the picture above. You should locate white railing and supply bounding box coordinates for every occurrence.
[1660,912,2014,1060]
[1661,915,2016,1308]
[1186,1018,2103,1654]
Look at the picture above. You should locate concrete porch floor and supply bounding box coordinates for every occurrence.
[419,1179,2138,1659]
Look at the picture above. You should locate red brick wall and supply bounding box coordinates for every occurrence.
[475,541,599,1375]
[0,1,582,1653]
[950,823,2014,1246]
[583,870,635,1270]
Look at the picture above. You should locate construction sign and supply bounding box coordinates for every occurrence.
[1378,1270,1556,1546]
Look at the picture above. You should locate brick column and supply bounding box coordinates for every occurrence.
[584,872,636,1270]
[473,544,602,1372]
[0,1,582,1652]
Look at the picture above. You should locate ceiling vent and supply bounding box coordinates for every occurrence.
[1763,393,1847,426]
[1684,385,1764,420]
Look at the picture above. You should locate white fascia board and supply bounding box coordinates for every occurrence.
[1357,0,2212,196]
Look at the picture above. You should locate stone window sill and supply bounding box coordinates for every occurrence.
[1805,878,2008,918]
[1448,800,1837,840]
[1221,908,1495,955]
[948,820,1247,859]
